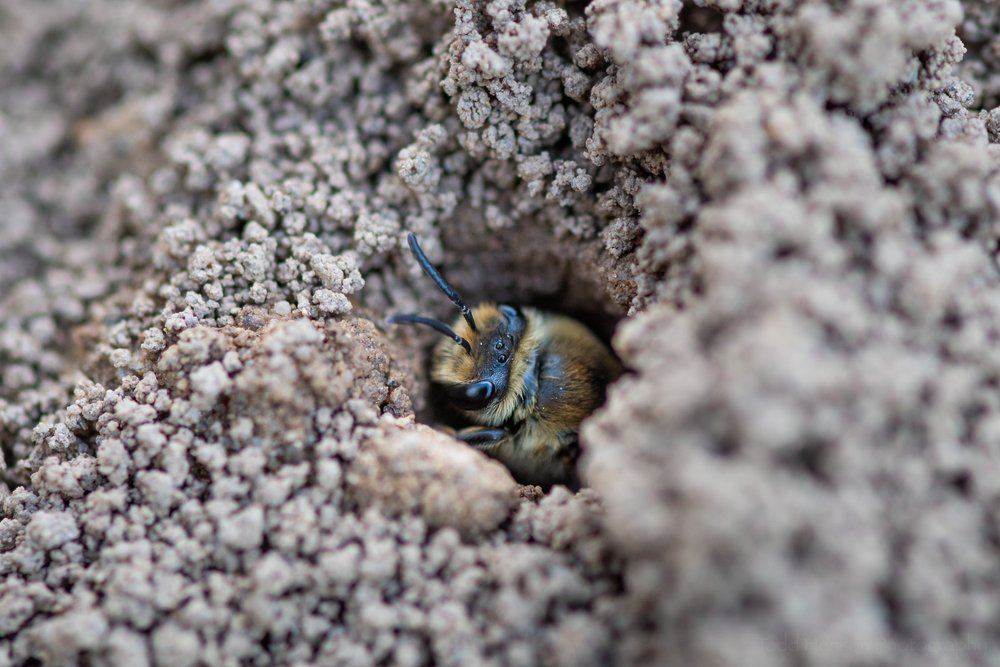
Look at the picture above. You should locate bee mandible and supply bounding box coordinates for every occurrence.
[388,233,622,490]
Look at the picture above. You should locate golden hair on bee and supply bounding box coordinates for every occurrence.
[388,233,622,490]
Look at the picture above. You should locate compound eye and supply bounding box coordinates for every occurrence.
[445,381,495,410]
[498,304,525,335]
[467,381,494,402]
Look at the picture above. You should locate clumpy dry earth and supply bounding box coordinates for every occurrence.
[3,0,1000,665]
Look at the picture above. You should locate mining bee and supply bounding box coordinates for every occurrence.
[389,233,622,490]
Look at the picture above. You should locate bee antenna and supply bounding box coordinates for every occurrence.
[387,314,472,354]
[405,233,477,332]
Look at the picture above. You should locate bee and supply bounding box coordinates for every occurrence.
[388,233,622,490]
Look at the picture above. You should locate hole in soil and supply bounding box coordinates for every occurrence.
[401,217,627,470]
[679,1,725,35]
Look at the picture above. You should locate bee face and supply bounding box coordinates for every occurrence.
[436,304,525,412]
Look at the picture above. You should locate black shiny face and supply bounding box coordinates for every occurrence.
[444,305,525,411]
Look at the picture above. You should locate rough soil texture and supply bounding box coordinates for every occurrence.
[3,0,1000,665]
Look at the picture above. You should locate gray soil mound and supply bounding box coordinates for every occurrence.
[3,0,1000,665]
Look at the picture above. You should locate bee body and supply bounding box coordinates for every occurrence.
[390,235,621,490]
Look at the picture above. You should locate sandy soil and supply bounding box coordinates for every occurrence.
[3,0,1000,665]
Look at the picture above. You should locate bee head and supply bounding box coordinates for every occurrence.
[434,303,525,412]
[387,233,528,416]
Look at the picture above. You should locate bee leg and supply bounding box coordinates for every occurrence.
[455,427,509,455]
